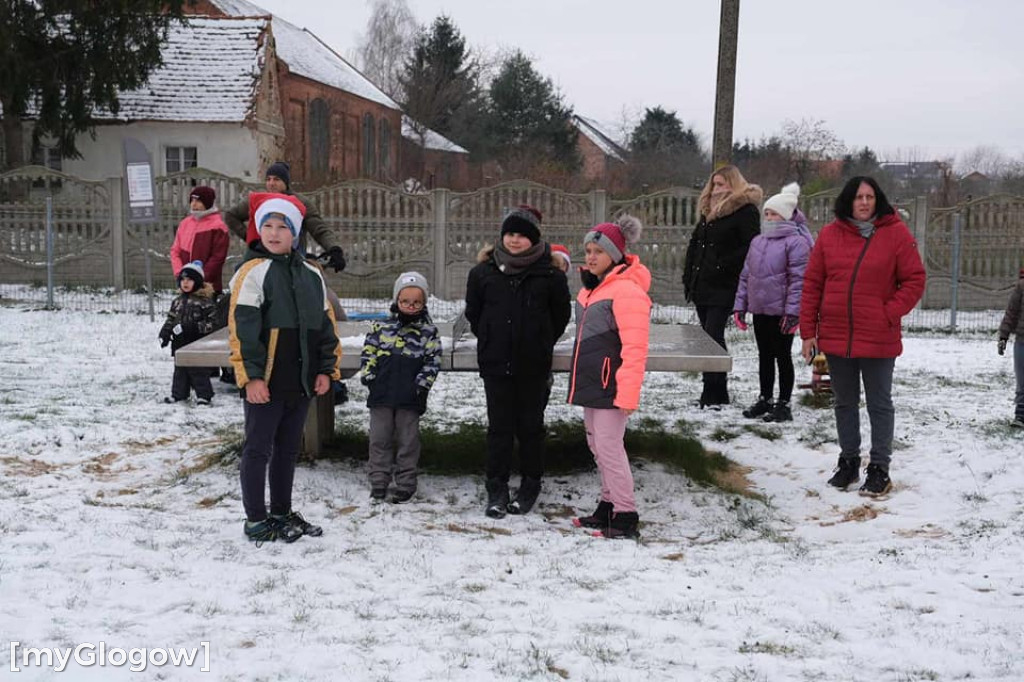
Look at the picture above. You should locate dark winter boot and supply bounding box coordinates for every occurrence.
[573,500,613,529]
[485,479,509,519]
[763,401,792,423]
[597,511,640,539]
[507,477,541,515]
[742,397,773,419]
[858,464,892,498]
[827,456,861,490]
[278,510,323,537]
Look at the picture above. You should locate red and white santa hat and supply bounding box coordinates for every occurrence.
[245,192,306,246]
[550,243,571,268]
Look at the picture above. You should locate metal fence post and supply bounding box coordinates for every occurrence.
[108,178,125,290]
[950,212,962,332]
[432,188,449,300]
[144,225,154,321]
[45,196,54,309]
[912,195,928,308]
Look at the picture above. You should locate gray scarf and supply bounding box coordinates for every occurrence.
[850,217,875,239]
[493,241,546,275]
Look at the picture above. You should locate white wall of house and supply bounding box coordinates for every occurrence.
[60,121,262,180]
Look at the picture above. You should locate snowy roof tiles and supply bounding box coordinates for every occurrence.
[574,115,627,163]
[401,116,469,154]
[209,0,401,111]
[96,16,268,123]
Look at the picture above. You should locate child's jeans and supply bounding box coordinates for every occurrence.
[1015,341,1024,420]
[239,394,311,522]
[171,366,213,401]
[583,407,636,513]
[368,407,421,493]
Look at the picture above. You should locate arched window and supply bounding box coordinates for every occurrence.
[378,118,391,177]
[362,113,376,177]
[309,98,330,179]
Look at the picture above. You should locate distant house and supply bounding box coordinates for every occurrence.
[959,171,992,198]
[12,16,281,183]
[573,115,628,192]
[880,161,948,195]
[400,116,473,190]
[194,0,403,188]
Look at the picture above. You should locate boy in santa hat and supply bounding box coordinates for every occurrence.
[228,193,342,545]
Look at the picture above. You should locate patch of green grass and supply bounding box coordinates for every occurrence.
[709,427,739,442]
[797,391,832,409]
[742,423,781,441]
[324,417,736,489]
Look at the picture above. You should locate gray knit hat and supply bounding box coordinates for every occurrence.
[393,271,429,301]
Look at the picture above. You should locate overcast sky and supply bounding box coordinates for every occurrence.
[253,0,1024,162]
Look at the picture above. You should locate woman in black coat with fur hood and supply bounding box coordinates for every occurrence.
[683,165,763,408]
[465,205,572,519]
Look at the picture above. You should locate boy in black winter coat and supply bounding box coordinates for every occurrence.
[465,205,572,518]
[360,272,442,503]
[159,260,218,404]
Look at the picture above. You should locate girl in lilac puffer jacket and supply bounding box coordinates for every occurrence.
[733,183,812,422]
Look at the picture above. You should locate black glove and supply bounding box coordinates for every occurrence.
[998,338,1007,355]
[416,388,428,416]
[325,246,346,273]
[159,330,171,348]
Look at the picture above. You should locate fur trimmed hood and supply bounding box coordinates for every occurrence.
[702,184,764,222]
[477,244,495,263]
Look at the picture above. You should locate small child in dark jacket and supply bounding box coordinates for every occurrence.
[159,260,218,404]
[998,268,1024,428]
[360,272,442,503]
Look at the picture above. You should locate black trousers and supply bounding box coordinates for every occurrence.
[483,374,549,483]
[752,314,795,402]
[696,304,731,401]
[171,366,214,401]
[239,394,311,522]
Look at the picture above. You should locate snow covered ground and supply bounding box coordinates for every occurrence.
[1,306,1022,681]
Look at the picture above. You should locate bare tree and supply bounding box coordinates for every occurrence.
[780,118,846,186]
[355,0,419,100]
[956,145,1009,177]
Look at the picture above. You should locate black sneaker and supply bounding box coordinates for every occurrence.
[859,464,892,497]
[573,500,613,529]
[763,402,792,422]
[595,511,639,539]
[827,457,861,490]
[742,397,772,419]
[485,479,509,519]
[370,487,387,502]
[163,396,185,404]
[389,489,415,504]
[507,477,541,515]
[1011,416,1024,429]
[196,397,212,406]
[244,517,302,546]
[280,510,322,537]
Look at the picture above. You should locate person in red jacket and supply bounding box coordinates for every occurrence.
[170,186,230,294]
[799,176,925,497]
[568,215,651,539]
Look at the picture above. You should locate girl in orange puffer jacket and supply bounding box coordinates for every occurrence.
[567,215,651,539]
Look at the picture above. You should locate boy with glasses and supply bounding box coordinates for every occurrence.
[359,272,442,503]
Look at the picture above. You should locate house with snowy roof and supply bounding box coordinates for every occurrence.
[196,0,445,188]
[20,15,283,183]
[400,116,474,190]
[573,115,628,192]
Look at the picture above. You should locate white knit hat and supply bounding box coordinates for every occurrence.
[393,271,429,301]
[763,182,800,220]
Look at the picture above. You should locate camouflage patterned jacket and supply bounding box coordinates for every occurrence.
[360,311,442,411]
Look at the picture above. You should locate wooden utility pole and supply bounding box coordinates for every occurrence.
[712,0,740,168]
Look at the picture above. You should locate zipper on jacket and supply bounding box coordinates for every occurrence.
[568,294,592,403]
[845,231,875,358]
[601,356,611,390]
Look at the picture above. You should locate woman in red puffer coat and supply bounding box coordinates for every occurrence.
[799,176,925,498]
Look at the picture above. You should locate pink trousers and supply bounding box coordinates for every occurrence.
[583,407,636,512]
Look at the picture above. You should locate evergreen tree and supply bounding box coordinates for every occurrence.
[627,107,706,189]
[400,16,483,148]
[483,50,578,174]
[0,0,188,168]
